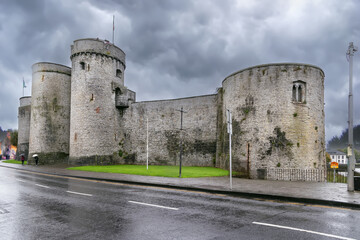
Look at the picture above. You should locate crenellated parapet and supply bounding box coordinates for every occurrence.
[70,38,125,69]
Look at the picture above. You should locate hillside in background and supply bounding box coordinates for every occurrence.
[327,124,360,151]
[0,127,7,142]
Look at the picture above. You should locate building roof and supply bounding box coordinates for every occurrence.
[328,151,347,156]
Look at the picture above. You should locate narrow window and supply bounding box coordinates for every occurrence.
[88,64,90,71]
[298,85,303,102]
[116,69,122,78]
[80,62,85,70]
[292,85,297,101]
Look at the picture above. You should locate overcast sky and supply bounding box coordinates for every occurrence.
[0,0,359,143]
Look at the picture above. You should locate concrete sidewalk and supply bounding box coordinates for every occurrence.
[1,161,360,209]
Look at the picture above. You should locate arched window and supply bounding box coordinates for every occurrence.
[292,81,306,103]
[80,62,85,70]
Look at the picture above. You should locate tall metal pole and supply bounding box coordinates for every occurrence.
[346,42,357,192]
[177,107,187,178]
[179,107,183,177]
[146,117,149,170]
[227,109,232,190]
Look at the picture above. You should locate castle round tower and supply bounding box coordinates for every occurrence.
[217,63,325,180]
[69,38,126,165]
[18,96,31,159]
[28,62,71,164]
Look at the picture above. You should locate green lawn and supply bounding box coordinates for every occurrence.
[2,160,27,165]
[67,165,229,178]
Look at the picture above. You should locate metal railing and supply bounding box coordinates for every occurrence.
[266,168,326,182]
[326,169,348,183]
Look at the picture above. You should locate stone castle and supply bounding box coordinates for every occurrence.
[17,38,326,180]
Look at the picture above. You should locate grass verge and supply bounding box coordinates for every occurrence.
[2,160,28,165]
[67,165,229,178]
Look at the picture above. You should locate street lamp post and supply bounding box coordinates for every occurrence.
[227,109,232,190]
[346,42,357,192]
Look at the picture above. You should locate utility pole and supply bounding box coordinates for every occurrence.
[346,42,357,192]
[227,109,232,190]
[177,107,187,178]
[146,117,149,170]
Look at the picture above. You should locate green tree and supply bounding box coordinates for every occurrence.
[10,130,18,147]
[325,152,331,163]
[338,148,360,161]
[327,124,360,150]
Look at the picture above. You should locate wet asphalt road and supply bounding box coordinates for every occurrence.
[0,167,359,240]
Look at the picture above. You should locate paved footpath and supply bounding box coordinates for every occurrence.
[1,161,360,209]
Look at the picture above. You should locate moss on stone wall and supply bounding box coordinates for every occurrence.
[124,153,136,164]
[192,140,216,154]
[265,127,293,157]
[215,88,227,168]
[165,130,180,163]
[164,129,216,165]
[118,138,137,164]
[69,154,120,166]
[28,152,69,165]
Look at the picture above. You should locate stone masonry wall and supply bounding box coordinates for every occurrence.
[18,96,31,159]
[120,95,218,166]
[218,63,325,180]
[28,62,71,164]
[22,37,326,182]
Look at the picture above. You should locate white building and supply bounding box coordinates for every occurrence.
[328,151,348,164]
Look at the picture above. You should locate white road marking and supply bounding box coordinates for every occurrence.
[128,201,179,210]
[16,179,26,183]
[252,222,356,240]
[35,184,50,189]
[66,191,93,197]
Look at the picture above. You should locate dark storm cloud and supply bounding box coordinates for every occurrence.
[0,0,359,143]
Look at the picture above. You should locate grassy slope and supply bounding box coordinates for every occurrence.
[67,165,229,178]
[2,160,27,164]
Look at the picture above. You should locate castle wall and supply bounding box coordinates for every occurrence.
[22,37,326,181]
[69,38,126,165]
[218,63,325,180]
[28,62,71,164]
[120,95,218,166]
[18,96,31,159]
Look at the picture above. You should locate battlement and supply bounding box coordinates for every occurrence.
[70,38,125,68]
[223,62,324,84]
[32,62,71,76]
